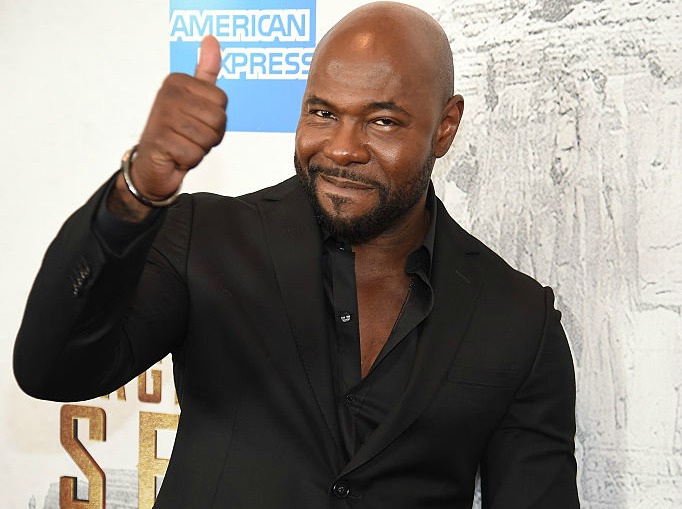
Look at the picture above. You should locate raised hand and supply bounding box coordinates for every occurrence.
[110,36,227,218]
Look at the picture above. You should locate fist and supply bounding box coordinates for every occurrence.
[132,36,228,200]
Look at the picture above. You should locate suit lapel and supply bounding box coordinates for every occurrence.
[257,178,342,450]
[340,200,483,476]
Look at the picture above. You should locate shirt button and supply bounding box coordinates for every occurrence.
[340,312,351,323]
[345,393,355,404]
[332,479,351,499]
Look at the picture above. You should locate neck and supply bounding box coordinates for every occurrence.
[352,195,429,275]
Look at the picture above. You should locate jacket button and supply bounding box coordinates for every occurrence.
[332,479,351,499]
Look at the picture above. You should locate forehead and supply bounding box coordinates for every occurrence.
[305,30,431,108]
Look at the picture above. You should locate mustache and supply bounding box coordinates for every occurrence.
[308,164,382,188]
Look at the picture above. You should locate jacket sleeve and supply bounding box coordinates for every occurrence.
[481,288,580,508]
[13,176,190,402]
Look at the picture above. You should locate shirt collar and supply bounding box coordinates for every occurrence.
[406,182,436,279]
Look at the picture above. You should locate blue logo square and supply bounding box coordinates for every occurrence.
[170,0,317,132]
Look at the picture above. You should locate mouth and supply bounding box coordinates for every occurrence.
[318,173,374,191]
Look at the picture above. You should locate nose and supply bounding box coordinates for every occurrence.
[322,120,370,166]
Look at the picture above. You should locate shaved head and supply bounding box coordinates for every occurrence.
[312,2,455,105]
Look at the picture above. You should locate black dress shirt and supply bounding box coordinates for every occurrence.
[321,187,436,461]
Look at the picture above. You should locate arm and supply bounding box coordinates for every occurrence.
[481,288,579,508]
[13,178,186,401]
[13,36,227,402]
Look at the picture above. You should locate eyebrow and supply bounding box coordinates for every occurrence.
[304,95,411,118]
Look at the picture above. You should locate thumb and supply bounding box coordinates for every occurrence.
[194,35,221,83]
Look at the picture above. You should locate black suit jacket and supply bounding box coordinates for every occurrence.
[15,176,578,508]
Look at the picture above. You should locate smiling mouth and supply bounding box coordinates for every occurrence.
[318,173,374,191]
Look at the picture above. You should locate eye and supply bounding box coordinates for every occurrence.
[312,109,336,120]
[370,117,405,132]
[373,117,397,127]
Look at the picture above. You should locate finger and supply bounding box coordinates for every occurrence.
[170,108,226,152]
[177,92,228,130]
[194,35,222,84]
[140,131,207,174]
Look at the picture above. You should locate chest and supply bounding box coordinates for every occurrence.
[356,274,412,377]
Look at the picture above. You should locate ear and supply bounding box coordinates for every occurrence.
[433,94,464,158]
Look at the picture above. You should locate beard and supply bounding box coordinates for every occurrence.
[294,154,435,244]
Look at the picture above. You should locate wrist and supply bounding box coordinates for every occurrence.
[121,145,181,208]
[106,172,154,222]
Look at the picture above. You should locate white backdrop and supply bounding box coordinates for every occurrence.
[1,1,680,508]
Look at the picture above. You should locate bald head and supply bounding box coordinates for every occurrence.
[312,2,454,104]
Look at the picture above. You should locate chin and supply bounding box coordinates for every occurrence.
[317,190,375,218]
[315,197,392,244]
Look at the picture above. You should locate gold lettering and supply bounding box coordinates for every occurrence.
[59,404,106,508]
[138,411,179,509]
[138,367,162,403]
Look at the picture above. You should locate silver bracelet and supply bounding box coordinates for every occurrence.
[121,145,181,208]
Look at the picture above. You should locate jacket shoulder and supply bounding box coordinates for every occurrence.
[434,196,547,299]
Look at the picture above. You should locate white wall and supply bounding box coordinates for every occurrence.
[1,1,680,507]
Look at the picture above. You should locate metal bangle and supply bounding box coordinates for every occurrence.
[121,145,181,208]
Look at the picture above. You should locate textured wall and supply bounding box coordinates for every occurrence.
[430,1,682,507]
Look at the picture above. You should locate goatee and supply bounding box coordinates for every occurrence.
[294,154,434,244]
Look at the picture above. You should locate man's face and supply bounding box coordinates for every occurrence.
[294,30,445,244]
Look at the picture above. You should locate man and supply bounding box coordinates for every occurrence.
[14,2,579,507]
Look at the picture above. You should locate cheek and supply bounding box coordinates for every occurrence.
[368,127,433,170]
[294,125,321,165]
[371,143,424,184]
[372,143,401,167]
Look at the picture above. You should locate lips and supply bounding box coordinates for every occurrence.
[318,173,374,191]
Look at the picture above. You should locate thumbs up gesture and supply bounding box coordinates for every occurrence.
[121,36,227,206]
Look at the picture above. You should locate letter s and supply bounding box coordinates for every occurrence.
[59,405,106,508]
